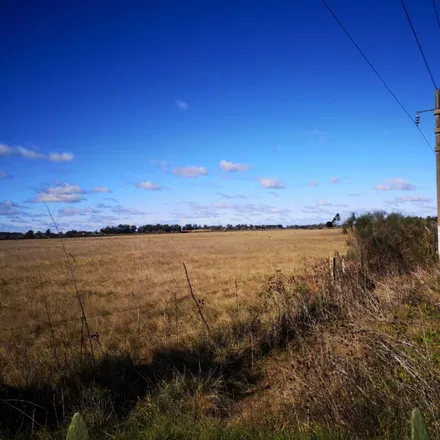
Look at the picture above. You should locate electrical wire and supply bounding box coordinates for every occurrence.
[321,0,435,153]
[401,0,438,89]
[433,0,440,35]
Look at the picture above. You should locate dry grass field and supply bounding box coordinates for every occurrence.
[0,229,345,386]
[2,217,440,439]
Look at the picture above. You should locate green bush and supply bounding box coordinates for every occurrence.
[343,211,437,275]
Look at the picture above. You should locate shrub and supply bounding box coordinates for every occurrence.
[343,211,437,275]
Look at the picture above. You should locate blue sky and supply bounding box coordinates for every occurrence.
[0,0,438,231]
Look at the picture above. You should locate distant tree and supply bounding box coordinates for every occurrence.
[45,229,51,237]
[332,213,341,226]
[326,221,334,228]
[35,231,44,238]
[25,229,35,239]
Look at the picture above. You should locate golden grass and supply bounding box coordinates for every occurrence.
[0,229,345,386]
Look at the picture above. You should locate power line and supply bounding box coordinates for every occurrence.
[401,0,438,89]
[433,0,440,34]
[321,0,434,153]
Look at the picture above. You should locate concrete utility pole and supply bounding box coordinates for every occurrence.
[435,89,440,257]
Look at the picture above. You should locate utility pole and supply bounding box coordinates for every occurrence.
[416,91,440,257]
[435,89,440,257]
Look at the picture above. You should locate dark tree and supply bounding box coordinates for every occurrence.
[25,230,35,239]
[332,213,341,226]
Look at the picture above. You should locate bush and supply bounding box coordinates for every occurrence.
[343,211,437,275]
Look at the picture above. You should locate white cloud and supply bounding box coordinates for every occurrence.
[219,160,250,172]
[375,178,416,191]
[0,171,8,179]
[0,145,14,156]
[259,177,285,189]
[316,200,331,206]
[34,193,86,203]
[92,186,111,193]
[0,144,74,162]
[16,146,45,159]
[58,207,100,216]
[172,166,208,177]
[308,180,319,187]
[329,176,340,184]
[136,181,161,191]
[49,152,74,162]
[47,184,84,195]
[176,100,189,110]
[29,183,86,203]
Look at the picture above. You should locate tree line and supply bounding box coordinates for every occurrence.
[0,214,343,240]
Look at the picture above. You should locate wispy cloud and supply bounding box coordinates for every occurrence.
[385,196,432,205]
[0,200,23,216]
[16,146,45,159]
[176,100,189,110]
[0,144,74,162]
[49,152,74,162]
[28,184,86,203]
[97,203,113,209]
[259,177,285,189]
[0,171,8,179]
[329,176,340,184]
[212,201,291,215]
[311,129,327,143]
[32,194,86,203]
[150,159,168,172]
[269,191,280,198]
[316,200,331,206]
[219,160,250,172]
[112,205,147,215]
[375,178,416,191]
[58,207,100,216]
[92,186,111,193]
[104,197,117,203]
[136,181,161,191]
[216,192,247,199]
[308,180,319,187]
[172,166,208,178]
[0,145,14,156]
[301,205,335,215]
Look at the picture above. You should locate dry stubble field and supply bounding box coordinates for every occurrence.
[0,229,346,386]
